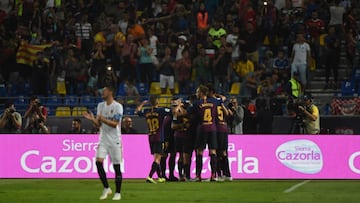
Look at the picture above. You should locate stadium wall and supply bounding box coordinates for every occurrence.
[1,134,360,179]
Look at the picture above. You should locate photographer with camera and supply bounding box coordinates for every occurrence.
[24,96,49,134]
[0,101,22,133]
[227,97,244,134]
[298,94,320,134]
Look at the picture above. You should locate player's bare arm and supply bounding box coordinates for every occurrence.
[135,100,148,114]
[221,103,230,117]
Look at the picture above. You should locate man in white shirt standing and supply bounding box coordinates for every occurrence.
[83,86,124,200]
[290,34,311,90]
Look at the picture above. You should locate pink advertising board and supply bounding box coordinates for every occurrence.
[1,134,360,179]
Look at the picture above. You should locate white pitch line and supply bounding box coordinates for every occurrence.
[283,180,311,193]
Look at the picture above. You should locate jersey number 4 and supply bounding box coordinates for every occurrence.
[203,108,213,123]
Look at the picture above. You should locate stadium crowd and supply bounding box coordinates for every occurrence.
[0,0,358,97]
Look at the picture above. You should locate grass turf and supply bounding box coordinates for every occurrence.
[1,179,360,203]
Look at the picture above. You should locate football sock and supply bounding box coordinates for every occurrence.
[217,156,223,177]
[96,161,109,188]
[223,156,231,177]
[169,154,176,177]
[149,162,158,178]
[210,154,217,177]
[160,156,167,178]
[156,162,162,178]
[184,163,190,179]
[113,164,122,193]
[178,160,184,178]
[195,154,203,177]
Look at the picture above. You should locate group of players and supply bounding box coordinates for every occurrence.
[135,84,233,183]
[82,84,233,200]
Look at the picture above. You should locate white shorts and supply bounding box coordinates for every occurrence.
[160,74,174,89]
[96,143,122,164]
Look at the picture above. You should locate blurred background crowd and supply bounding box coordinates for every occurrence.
[0,0,359,117]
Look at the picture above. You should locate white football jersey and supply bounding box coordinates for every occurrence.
[96,101,123,146]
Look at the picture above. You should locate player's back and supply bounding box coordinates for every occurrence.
[140,107,171,142]
[194,98,217,133]
[213,97,228,133]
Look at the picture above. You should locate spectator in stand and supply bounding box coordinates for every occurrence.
[226,23,241,61]
[260,0,277,47]
[208,20,227,49]
[0,101,22,133]
[212,45,231,94]
[273,49,290,75]
[172,4,190,35]
[65,48,81,94]
[306,10,325,69]
[328,0,345,37]
[91,41,107,74]
[32,51,49,96]
[158,46,175,94]
[241,98,257,134]
[69,118,87,134]
[42,12,60,42]
[23,96,49,134]
[193,46,211,86]
[285,71,302,100]
[239,22,260,64]
[324,26,340,90]
[176,35,188,61]
[344,8,358,34]
[118,12,129,34]
[290,33,310,90]
[74,14,93,58]
[261,50,275,74]
[121,116,137,134]
[121,34,138,81]
[175,49,192,94]
[87,68,98,96]
[137,38,154,85]
[346,28,357,68]
[240,67,264,98]
[196,2,208,31]
[238,1,257,29]
[232,52,254,82]
[148,28,159,58]
[124,79,140,106]
[227,97,244,134]
[127,20,145,41]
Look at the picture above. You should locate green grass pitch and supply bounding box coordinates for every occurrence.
[1,179,360,203]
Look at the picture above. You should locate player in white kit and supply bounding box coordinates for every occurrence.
[83,86,123,200]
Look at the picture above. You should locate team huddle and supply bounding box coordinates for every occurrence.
[136,84,233,183]
[83,84,232,200]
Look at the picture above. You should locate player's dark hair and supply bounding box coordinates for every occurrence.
[104,85,115,97]
[198,85,209,96]
[104,85,115,93]
[206,83,215,95]
[149,95,159,106]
